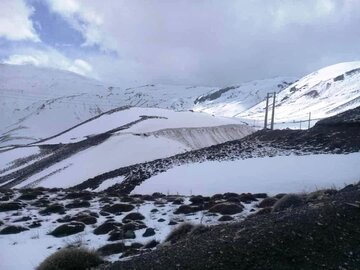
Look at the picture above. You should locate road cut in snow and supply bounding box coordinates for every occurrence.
[132,153,360,195]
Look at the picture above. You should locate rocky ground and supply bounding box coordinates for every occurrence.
[105,182,360,270]
[0,188,264,268]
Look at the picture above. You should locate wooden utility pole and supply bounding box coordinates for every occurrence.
[308,112,311,129]
[270,92,276,130]
[264,93,270,129]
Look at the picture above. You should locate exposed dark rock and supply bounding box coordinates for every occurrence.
[143,228,156,237]
[272,194,304,212]
[18,193,38,200]
[144,240,159,249]
[239,193,257,203]
[189,195,204,205]
[74,214,97,225]
[274,193,286,199]
[0,202,22,212]
[122,212,145,222]
[102,203,134,214]
[94,222,122,235]
[122,221,147,231]
[218,215,234,222]
[172,198,184,205]
[65,200,91,209]
[39,204,65,215]
[333,74,345,82]
[0,225,29,234]
[108,229,136,241]
[168,220,178,225]
[253,193,268,199]
[64,191,93,200]
[49,222,85,237]
[208,203,243,215]
[174,205,200,214]
[98,243,126,256]
[258,197,277,208]
[29,221,42,228]
[131,242,144,249]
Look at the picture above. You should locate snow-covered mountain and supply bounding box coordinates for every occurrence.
[0,64,294,146]
[240,62,360,125]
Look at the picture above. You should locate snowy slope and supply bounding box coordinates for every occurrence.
[240,62,360,124]
[193,77,293,117]
[0,64,294,146]
[132,153,360,195]
[0,107,254,189]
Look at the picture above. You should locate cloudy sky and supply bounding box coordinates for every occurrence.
[0,0,359,86]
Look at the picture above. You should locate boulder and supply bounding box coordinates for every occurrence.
[209,203,243,215]
[93,222,121,235]
[49,222,85,237]
[0,225,29,234]
[102,203,134,214]
[218,215,234,222]
[258,197,278,208]
[0,202,22,212]
[65,200,91,209]
[98,243,126,256]
[122,212,145,222]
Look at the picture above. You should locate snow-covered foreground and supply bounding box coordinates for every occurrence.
[133,153,360,195]
[0,191,259,270]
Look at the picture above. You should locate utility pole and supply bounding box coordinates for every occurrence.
[264,93,270,129]
[270,92,276,130]
[308,112,311,129]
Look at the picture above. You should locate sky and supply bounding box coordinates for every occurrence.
[0,0,360,86]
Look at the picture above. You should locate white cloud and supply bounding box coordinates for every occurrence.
[41,0,360,85]
[0,0,39,41]
[3,48,95,78]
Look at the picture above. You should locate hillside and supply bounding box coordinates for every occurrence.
[0,107,253,189]
[240,62,360,125]
[72,106,360,195]
[0,64,293,146]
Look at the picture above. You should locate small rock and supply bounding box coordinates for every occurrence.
[143,228,156,237]
[39,204,65,215]
[174,205,200,214]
